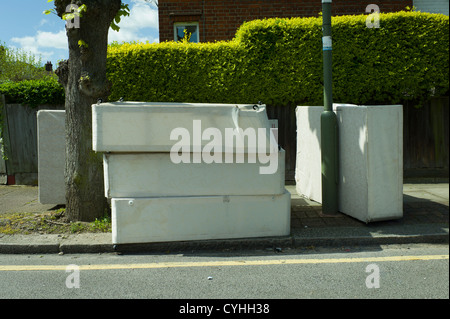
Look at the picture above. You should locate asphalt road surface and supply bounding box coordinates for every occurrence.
[0,243,448,303]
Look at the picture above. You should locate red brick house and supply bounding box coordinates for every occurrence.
[158,0,413,43]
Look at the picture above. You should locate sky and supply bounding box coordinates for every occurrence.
[0,0,159,66]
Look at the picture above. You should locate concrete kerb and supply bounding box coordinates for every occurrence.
[0,233,114,254]
[1,228,448,255]
[292,228,449,248]
[112,234,449,255]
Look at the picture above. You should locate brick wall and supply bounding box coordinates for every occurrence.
[159,0,413,42]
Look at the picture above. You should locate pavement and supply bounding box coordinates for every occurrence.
[0,183,448,254]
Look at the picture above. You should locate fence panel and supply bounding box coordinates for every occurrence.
[0,99,64,184]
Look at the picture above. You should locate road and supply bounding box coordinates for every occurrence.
[0,244,448,303]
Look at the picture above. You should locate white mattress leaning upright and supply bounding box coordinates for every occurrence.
[295,104,403,223]
[37,110,66,205]
[336,104,403,222]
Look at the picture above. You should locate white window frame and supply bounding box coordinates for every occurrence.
[173,22,200,43]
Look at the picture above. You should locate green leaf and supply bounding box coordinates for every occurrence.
[110,22,120,32]
[78,4,87,12]
[62,13,75,21]
[78,40,88,48]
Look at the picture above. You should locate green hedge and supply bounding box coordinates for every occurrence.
[107,11,449,106]
[0,77,65,107]
[107,40,246,103]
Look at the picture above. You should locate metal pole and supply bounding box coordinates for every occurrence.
[321,0,339,215]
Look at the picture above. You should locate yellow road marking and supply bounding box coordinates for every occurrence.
[0,255,447,272]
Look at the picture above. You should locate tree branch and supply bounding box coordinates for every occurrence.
[55,59,69,89]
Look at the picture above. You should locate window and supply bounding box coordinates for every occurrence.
[174,22,199,43]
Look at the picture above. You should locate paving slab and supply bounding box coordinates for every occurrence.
[0,186,58,215]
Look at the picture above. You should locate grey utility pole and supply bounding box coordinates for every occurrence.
[321,0,339,215]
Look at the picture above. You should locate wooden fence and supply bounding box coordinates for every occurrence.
[0,95,64,185]
[403,97,449,179]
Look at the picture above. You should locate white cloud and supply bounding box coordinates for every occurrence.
[125,1,159,30]
[37,30,68,49]
[108,1,159,43]
[11,30,67,51]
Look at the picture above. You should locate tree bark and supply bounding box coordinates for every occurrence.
[55,0,121,221]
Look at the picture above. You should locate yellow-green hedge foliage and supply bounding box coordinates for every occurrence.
[107,11,449,106]
[107,40,247,103]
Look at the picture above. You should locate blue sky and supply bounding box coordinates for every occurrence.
[0,0,159,66]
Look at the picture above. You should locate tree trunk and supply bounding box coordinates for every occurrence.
[55,0,121,222]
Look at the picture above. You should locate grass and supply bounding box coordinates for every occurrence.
[0,208,112,235]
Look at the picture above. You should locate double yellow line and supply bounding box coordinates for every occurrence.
[0,254,448,272]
